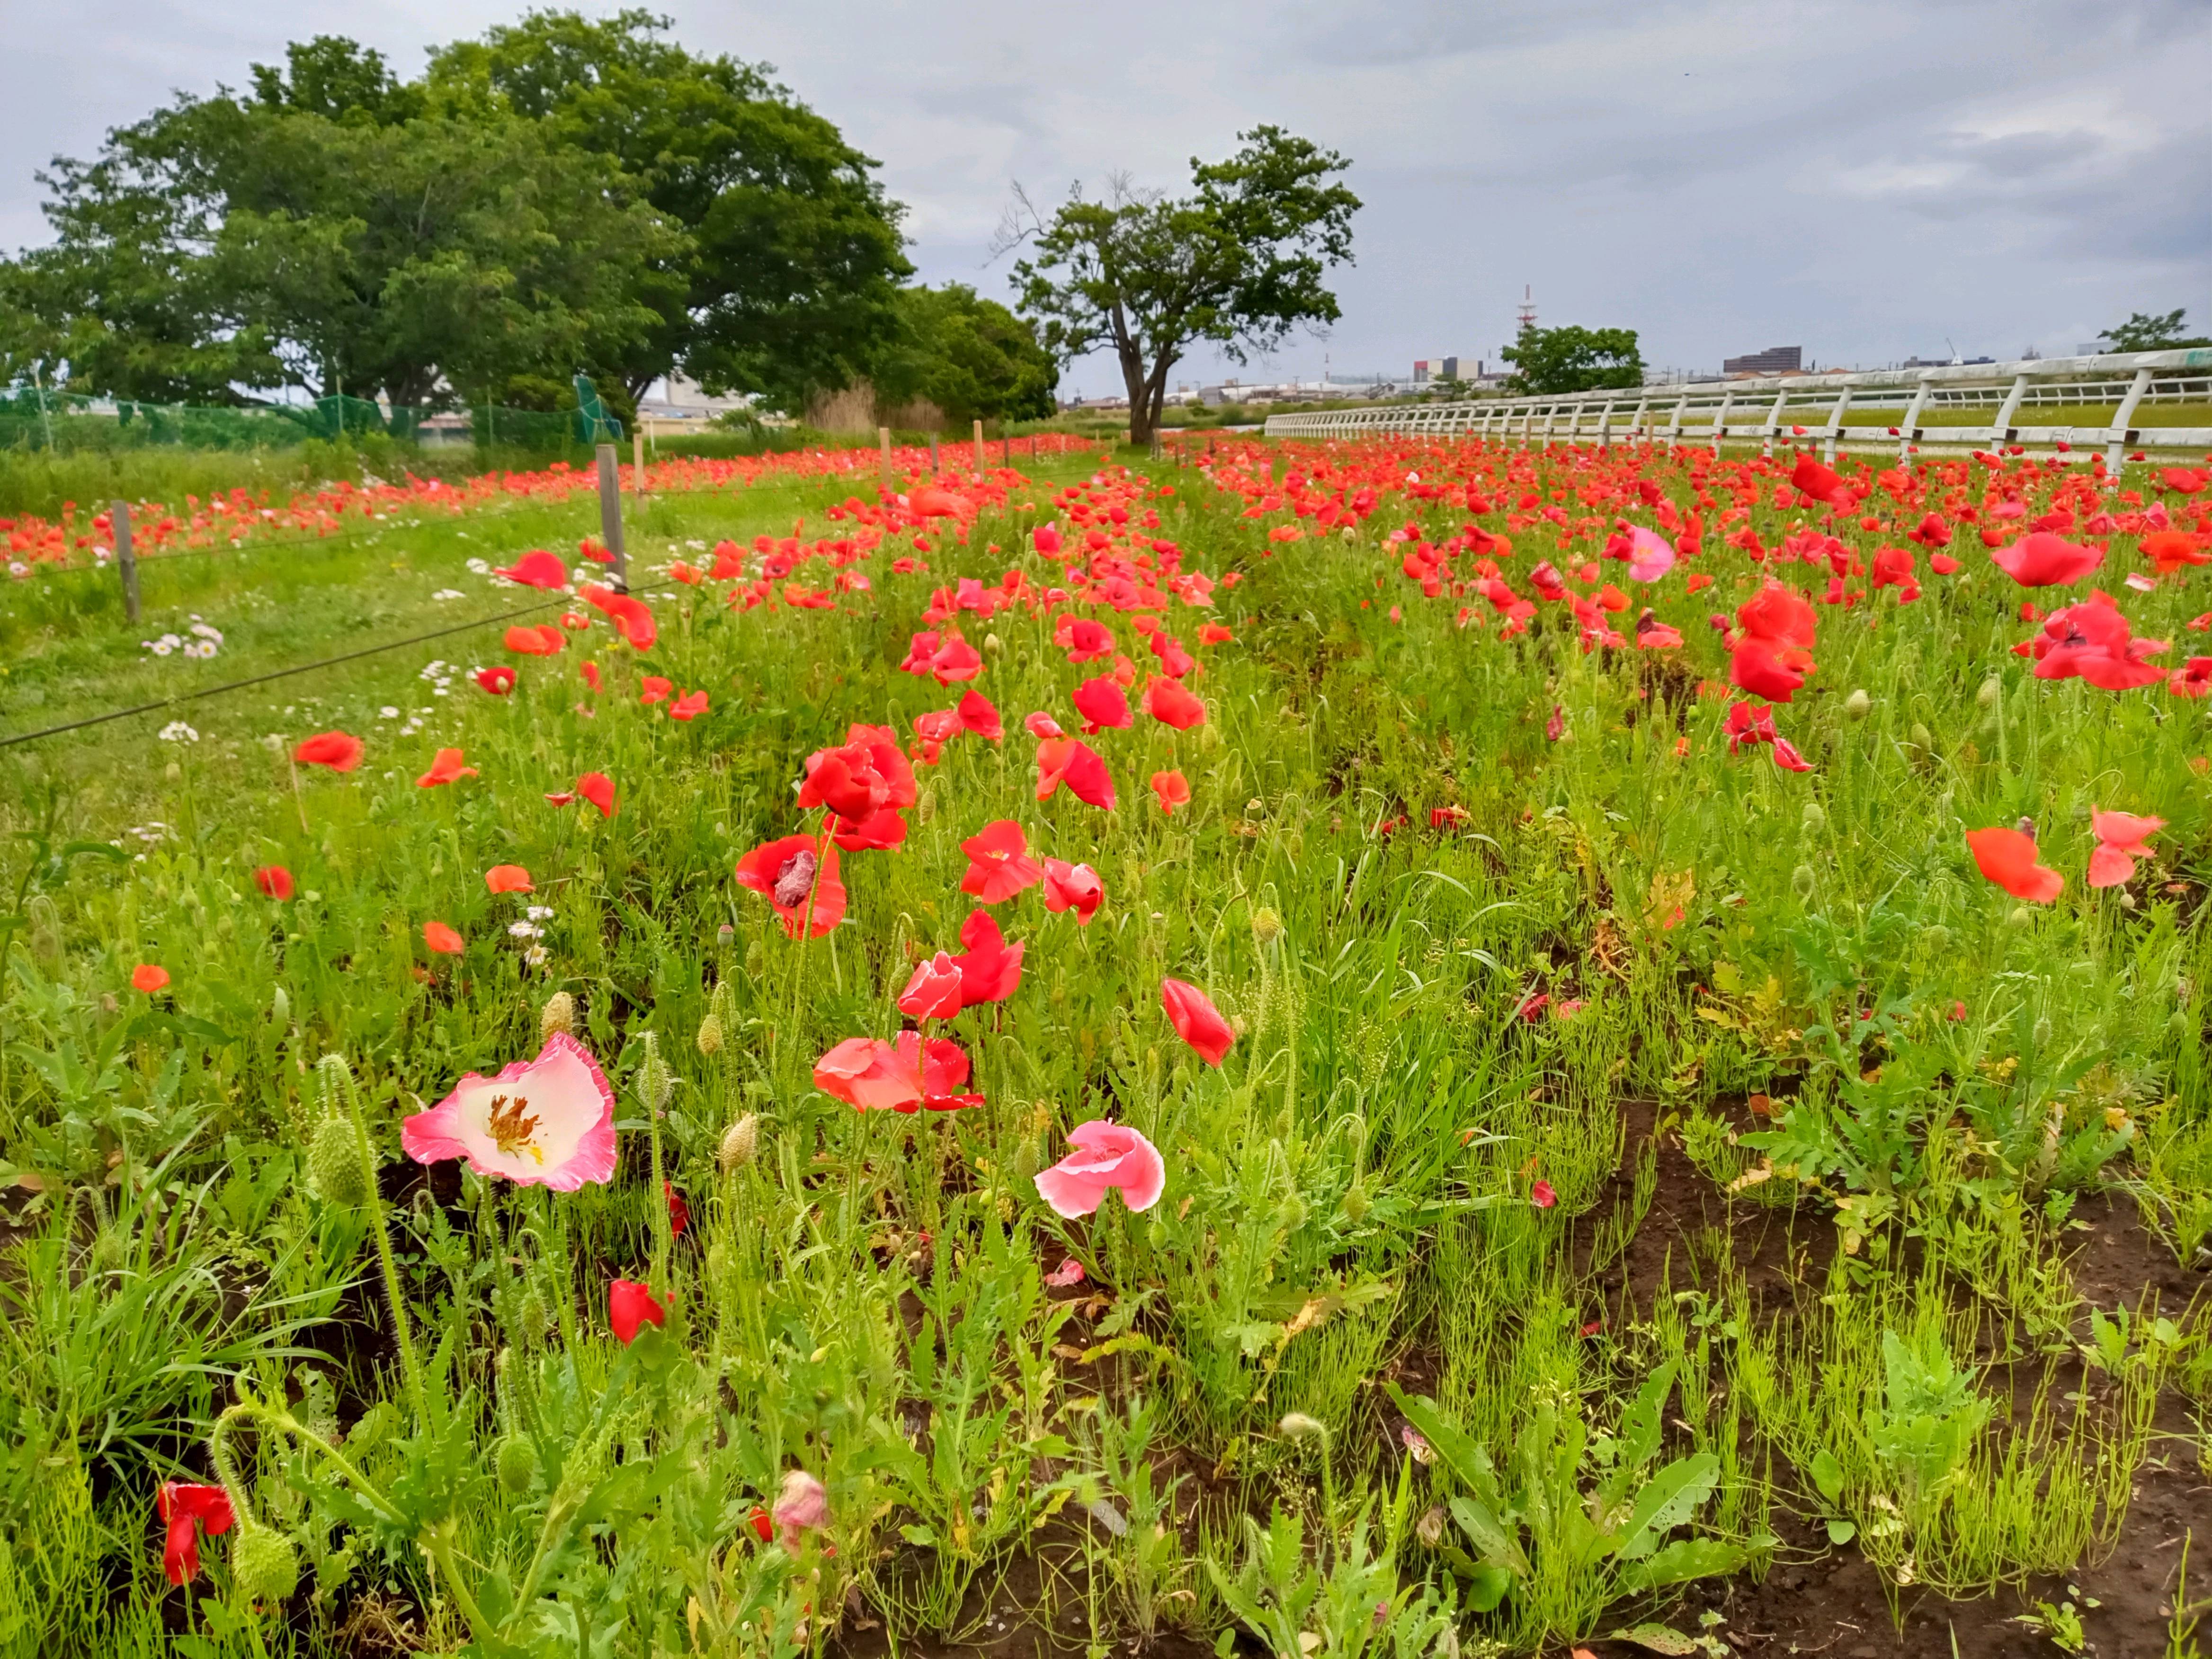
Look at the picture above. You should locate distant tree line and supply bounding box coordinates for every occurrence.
[0,11,1058,429]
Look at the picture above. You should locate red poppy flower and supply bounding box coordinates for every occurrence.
[1991,532,2103,588]
[155,1481,233,1586]
[504,624,565,655]
[1930,553,1962,575]
[1055,615,1115,663]
[830,807,907,851]
[496,549,570,589]
[639,675,672,705]
[1161,977,1234,1066]
[1197,623,1234,645]
[293,731,364,771]
[475,666,517,696]
[735,836,846,938]
[1965,828,2063,903]
[669,690,710,721]
[1035,738,1115,810]
[812,1033,975,1112]
[1040,858,1103,926]
[1531,1179,1558,1209]
[253,865,294,901]
[1071,676,1131,733]
[798,743,890,821]
[950,909,1025,1005]
[580,584,657,651]
[485,864,534,894]
[957,689,1003,740]
[1151,769,1191,814]
[580,661,603,693]
[417,748,477,788]
[577,772,615,819]
[422,920,465,954]
[1870,546,1916,590]
[1790,455,1852,508]
[1144,678,1206,731]
[666,1181,689,1237]
[131,963,169,993]
[898,951,965,1020]
[1730,638,1811,703]
[1026,711,1065,740]
[929,633,984,684]
[608,1279,667,1344]
[2026,595,2168,690]
[2170,656,2212,697]
[2087,808,2163,888]
[960,819,1044,902]
[2142,530,2211,574]
[844,725,918,808]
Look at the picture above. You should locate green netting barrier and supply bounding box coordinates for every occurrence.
[0,386,620,456]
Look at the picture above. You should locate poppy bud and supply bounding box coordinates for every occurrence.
[1909,722,1934,752]
[636,1036,673,1116]
[165,761,182,783]
[2007,905,2034,928]
[230,1520,300,1605]
[1009,1133,1039,1185]
[270,986,289,1028]
[1342,1181,1370,1223]
[1802,803,1827,831]
[1277,1412,1327,1440]
[2119,890,2137,911]
[718,1112,758,1173]
[495,1435,539,1496]
[1791,865,1816,899]
[1922,925,1951,953]
[2173,1009,2194,1035]
[1976,674,2003,709]
[745,939,766,977]
[1250,905,1285,944]
[917,784,937,825]
[1198,722,1223,751]
[513,1281,548,1338]
[696,1013,724,1056]
[1844,689,1872,721]
[983,632,1003,656]
[539,990,575,1042]
[2032,1015,2052,1049]
[307,1115,368,1208]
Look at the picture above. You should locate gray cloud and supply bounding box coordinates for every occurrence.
[3,0,2206,393]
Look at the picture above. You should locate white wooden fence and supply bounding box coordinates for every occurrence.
[1261,350,2212,468]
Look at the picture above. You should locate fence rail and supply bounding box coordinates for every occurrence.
[1262,349,2212,466]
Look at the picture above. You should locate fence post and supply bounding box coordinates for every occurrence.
[633,430,646,502]
[2104,367,2153,474]
[973,419,985,474]
[929,436,940,477]
[113,500,139,624]
[595,443,628,591]
[878,426,892,493]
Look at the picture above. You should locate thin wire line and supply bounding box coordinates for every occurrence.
[0,580,677,750]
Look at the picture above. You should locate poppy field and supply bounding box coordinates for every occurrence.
[2,432,2210,1658]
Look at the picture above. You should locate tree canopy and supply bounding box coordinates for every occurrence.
[2104,309,2212,352]
[5,13,911,419]
[1003,126,1359,444]
[876,285,1057,427]
[1500,325,1646,395]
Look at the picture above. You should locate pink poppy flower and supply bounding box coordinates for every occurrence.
[897,951,966,1020]
[772,1470,829,1546]
[2087,808,2164,889]
[1625,526,1676,582]
[1034,1120,1167,1218]
[1041,858,1103,926]
[401,1032,617,1190]
[1161,978,1234,1065]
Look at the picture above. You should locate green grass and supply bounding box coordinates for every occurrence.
[0,436,2205,1656]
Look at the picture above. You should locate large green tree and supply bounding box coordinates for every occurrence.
[876,285,1057,427]
[2104,309,2212,352]
[426,10,911,410]
[1500,325,1645,395]
[1002,126,1359,445]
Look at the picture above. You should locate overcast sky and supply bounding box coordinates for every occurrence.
[6,0,2208,397]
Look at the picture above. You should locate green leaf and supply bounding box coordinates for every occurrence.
[1810,1447,1846,1506]
[1463,1561,1511,1613]
[1826,1517,1856,1545]
[1616,1453,1719,1560]
[1446,1496,1516,1568]
[1615,1536,1749,1592]
[1608,1624,1703,1655]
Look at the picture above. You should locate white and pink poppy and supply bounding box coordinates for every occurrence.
[1034,1121,1166,1218]
[1626,526,1677,583]
[401,1032,616,1190]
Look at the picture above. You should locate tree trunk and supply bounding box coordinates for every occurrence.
[1119,341,1154,446]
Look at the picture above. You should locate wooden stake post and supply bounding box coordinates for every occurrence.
[879,426,892,493]
[595,444,628,590]
[973,419,985,474]
[113,500,139,624]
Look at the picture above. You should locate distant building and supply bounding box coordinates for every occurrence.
[1722,346,1803,376]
